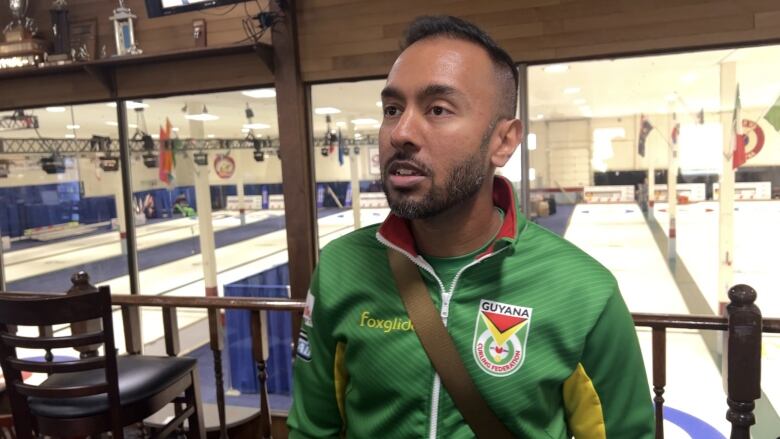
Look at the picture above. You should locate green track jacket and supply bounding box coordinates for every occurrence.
[288,177,654,438]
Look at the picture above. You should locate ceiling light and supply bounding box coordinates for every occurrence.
[242,89,276,99]
[543,64,568,73]
[351,118,379,125]
[243,123,271,129]
[536,114,544,120]
[573,98,586,105]
[46,107,66,113]
[376,101,383,108]
[185,105,219,121]
[106,101,149,109]
[315,107,341,115]
[65,133,75,139]
[104,121,137,128]
[335,121,347,127]
[207,134,215,138]
[66,124,80,129]
[241,128,250,133]
[564,87,581,94]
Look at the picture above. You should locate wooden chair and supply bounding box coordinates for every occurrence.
[0,286,205,439]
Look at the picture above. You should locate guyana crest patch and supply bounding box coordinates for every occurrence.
[472,299,532,376]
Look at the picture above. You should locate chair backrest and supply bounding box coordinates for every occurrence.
[0,286,121,436]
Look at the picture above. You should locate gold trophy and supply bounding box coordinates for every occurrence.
[0,0,48,69]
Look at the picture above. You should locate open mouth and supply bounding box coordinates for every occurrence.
[387,161,427,177]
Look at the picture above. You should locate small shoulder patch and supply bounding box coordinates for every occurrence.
[303,291,315,327]
[296,329,312,362]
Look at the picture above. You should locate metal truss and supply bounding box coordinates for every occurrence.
[0,137,282,155]
[0,114,39,131]
[0,134,378,155]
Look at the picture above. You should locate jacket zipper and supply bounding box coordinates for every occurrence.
[376,233,509,438]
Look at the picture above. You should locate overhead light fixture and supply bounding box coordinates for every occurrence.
[543,64,568,73]
[46,107,66,113]
[335,121,347,128]
[207,134,215,138]
[104,121,138,128]
[193,151,208,166]
[351,118,378,126]
[243,123,270,130]
[65,133,75,139]
[142,153,158,168]
[66,124,80,129]
[106,101,149,110]
[41,154,66,174]
[376,101,383,108]
[564,87,581,94]
[315,107,341,115]
[242,89,276,99]
[99,156,119,172]
[536,114,544,120]
[185,105,219,121]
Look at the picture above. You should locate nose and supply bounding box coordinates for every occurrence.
[388,107,421,154]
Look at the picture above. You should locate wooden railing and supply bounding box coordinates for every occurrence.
[108,284,780,439]
[4,278,778,439]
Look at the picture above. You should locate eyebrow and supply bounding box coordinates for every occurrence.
[380,84,463,102]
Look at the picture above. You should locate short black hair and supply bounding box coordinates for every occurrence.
[401,15,518,119]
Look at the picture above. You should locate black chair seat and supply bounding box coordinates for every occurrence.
[29,355,198,419]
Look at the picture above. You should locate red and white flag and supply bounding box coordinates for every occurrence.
[731,85,746,169]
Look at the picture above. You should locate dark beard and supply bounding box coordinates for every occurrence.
[382,121,495,220]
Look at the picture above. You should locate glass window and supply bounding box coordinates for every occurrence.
[0,104,127,293]
[529,45,780,435]
[310,79,388,244]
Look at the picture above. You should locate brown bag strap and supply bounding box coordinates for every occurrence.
[388,249,515,439]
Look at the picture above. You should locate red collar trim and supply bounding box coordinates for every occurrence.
[377,176,519,257]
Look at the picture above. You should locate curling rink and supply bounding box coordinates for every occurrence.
[6,200,779,438]
[567,201,780,438]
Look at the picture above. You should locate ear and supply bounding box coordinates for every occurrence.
[490,118,522,168]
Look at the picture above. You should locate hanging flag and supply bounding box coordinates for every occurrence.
[337,128,345,166]
[732,85,746,170]
[671,113,680,145]
[764,94,780,131]
[638,114,653,157]
[158,119,174,184]
[158,125,169,184]
[165,118,175,183]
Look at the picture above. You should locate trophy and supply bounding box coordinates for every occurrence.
[0,0,48,68]
[109,0,142,56]
[48,0,70,63]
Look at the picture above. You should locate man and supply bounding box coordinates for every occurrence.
[288,15,654,438]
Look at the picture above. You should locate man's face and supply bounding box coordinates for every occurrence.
[379,37,502,219]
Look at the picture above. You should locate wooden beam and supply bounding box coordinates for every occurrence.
[272,0,318,308]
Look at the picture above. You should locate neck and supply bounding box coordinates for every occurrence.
[411,180,500,258]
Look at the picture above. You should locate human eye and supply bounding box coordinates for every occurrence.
[428,105,452,116]
[383,105,402,118]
